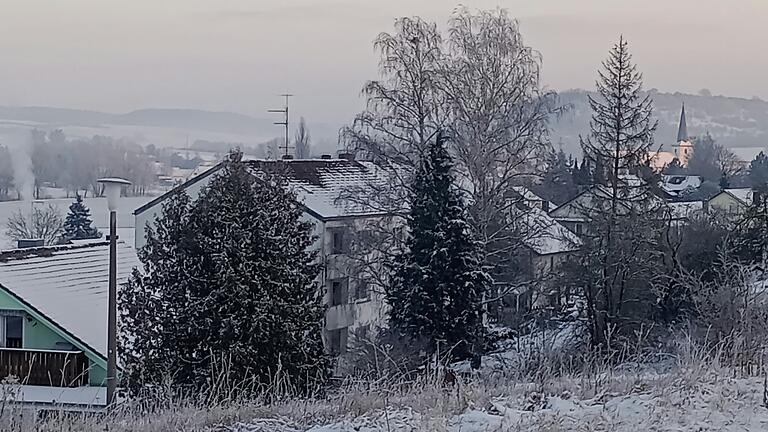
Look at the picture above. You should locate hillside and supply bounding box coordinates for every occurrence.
[553,90,768,156]
[0,106,340,151]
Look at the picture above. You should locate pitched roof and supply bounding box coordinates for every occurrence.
[511,186,558,211]
[722,188,754,206]
[245,159,393,219]
[0,242,140,361]
[135,158,395,221]
[518,208,582,256]
[677,102,688,142]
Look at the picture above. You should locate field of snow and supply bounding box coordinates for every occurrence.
[0,195,154,249]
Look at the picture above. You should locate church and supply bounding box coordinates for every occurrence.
[647,103,694,171]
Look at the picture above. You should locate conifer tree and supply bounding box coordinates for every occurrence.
[570,37,663,349]
[538,149,578,205]
[63,194,100,240]
[387,133,490,362]
[120,150,329,396]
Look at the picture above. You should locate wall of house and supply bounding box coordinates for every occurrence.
[0,289,106,386]
[708,193,745,216]
[134,172,216,250]
[319,217,392,364]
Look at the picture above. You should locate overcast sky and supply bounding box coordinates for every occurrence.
[0,0,764,125]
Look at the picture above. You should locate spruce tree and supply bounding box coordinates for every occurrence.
[120,150,329,396]
[573,37,663,348]
[387,133,490,362]
[63,194,100,240]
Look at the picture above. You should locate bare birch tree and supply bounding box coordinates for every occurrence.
[341,9,561,290]
[442,7,560,283]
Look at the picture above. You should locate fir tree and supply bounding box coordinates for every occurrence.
[572,37,663,348]
[120,150,329,396]
[63,194,100,240]
[387,133,490,362]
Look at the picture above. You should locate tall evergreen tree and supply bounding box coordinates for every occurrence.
[571,37,663,349]
[63,194,100,240]
[120,150,329,396]
[387,133,490,362]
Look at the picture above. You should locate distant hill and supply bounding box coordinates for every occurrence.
[0,106,275,134]
[553,90,768,156]
[0,106,340,153]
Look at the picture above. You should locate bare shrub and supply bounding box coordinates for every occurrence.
[4,204,65,245]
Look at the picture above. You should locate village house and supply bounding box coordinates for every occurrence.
[133,156,398,364]
[516,207,582,308]
[0,241,139,409]
[708,188,755,216]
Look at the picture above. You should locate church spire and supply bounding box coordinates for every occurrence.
[677,102,688,142]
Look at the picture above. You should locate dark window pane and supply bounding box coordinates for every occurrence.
[5,316,23,348]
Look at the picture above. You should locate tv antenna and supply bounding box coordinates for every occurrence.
[268,93,293,158]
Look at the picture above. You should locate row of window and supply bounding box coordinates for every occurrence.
[329,278,370,306]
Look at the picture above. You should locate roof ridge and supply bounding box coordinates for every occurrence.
[0,241,130,262]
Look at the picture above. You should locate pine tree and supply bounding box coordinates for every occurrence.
[120,150,329,396]
[572,37,663,349]
[63,194,100,240]
[387,133,490,362]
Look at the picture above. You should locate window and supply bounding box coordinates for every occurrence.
[331,229,346,254]
[328,327,348,356]
[354,279,370,301]
[575,223,584,235]
[330,278,348,306]
[0,315,23,348]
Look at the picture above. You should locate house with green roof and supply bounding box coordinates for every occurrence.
[0,241,139,408]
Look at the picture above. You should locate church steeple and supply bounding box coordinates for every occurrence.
[677,102,688,143]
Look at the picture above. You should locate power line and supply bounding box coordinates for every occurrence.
[268,93,293,158]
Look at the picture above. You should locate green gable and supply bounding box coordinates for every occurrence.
[0,286,106,386]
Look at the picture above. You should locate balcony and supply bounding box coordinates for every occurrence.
[0,348,89,387]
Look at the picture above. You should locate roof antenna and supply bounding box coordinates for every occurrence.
[268,93,293,159]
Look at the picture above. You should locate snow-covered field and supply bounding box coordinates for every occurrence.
[26,363,765,431]
[0,195,153,249]
[233,373,768,431]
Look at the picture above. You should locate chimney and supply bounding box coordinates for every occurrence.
[320,154,332,160]
[17,239,44,249]
[338,152,355,161]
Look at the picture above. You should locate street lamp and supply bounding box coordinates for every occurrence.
[97,177,131,407]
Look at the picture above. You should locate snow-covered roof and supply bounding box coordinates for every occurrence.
[661,175,702,194]
[511,186,558,211]
[667,201,704,220]
[0,242,140,361]
[723,188,754,206]
[246,159,393,219]
[518,208,582,256]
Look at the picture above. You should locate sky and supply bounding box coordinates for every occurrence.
[0,0,765,126]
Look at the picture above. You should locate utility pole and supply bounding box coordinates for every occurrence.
[268,93,293,158]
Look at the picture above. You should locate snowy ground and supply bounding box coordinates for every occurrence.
[225,370,768,431]
[0,195,153,249]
